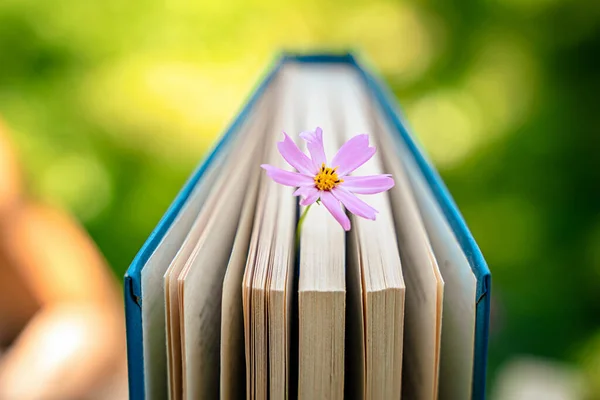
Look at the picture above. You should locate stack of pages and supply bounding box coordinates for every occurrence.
[124,53,491,400]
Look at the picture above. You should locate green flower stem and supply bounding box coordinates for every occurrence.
[295,204,312,251]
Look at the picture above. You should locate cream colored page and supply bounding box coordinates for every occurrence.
[251,188,276,400]
[330,67,405,399]
[371,108,444,399]
[220,171,260,400]
[243,160,277,400]
[140,150,226,400]
[297,68,346,293]
[267,187,294,399]
[240,73,287,400]
[163,157,233,400]
[376,103,477,399]
[180,110,268,399]
[163,91,272,400]
[296,68,345,400]
[266,67,302,400]
[334,69,404,286]
[242,181,267,400]
[242,170,270,400]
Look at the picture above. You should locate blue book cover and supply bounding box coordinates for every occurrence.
[124,52,491,400]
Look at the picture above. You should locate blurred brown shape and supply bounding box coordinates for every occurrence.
[0,120,21,218]
[0,121,127,399]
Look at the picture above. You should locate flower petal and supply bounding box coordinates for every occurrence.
[320,191,351,231]
[261,164,314,187]
[293,186,313,197]
[300,189,320,206]
[331,134,376,176]
[277,132,316,175]
[332,187,378,220]
[294,186,320,206]
[299,127,327,169]
[342,174,395,195]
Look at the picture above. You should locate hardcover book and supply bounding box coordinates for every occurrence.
[124,53,491,400]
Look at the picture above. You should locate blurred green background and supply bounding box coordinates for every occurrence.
[1,0,599,396]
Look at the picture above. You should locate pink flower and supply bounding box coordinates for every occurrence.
[261,127,395,231]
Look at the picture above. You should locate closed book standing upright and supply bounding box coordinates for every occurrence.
[124,53,491,400]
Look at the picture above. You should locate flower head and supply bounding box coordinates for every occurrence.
[261,127,394,231]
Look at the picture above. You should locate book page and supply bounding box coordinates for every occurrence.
[242,65,298,400]
[326,66,405,399]
[178,94,272,399]
[266,68,298,400]
[374,107,445,400]
[373,96,478,399]
[164,152,232,400]
[242,181,266,400]
[163,79,273,400]
[266,180,295,400]
[296,68,346,400]
[220,170,261,400]
[140,147,228,400]
[242,160,273,400]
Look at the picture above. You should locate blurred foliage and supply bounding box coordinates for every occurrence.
[1,0,599,394]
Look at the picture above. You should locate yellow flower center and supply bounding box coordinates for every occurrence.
[314,163,343,191]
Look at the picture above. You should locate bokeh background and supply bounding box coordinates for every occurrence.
[0,0,599,397]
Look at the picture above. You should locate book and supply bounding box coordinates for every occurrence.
[124,52,491,400]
